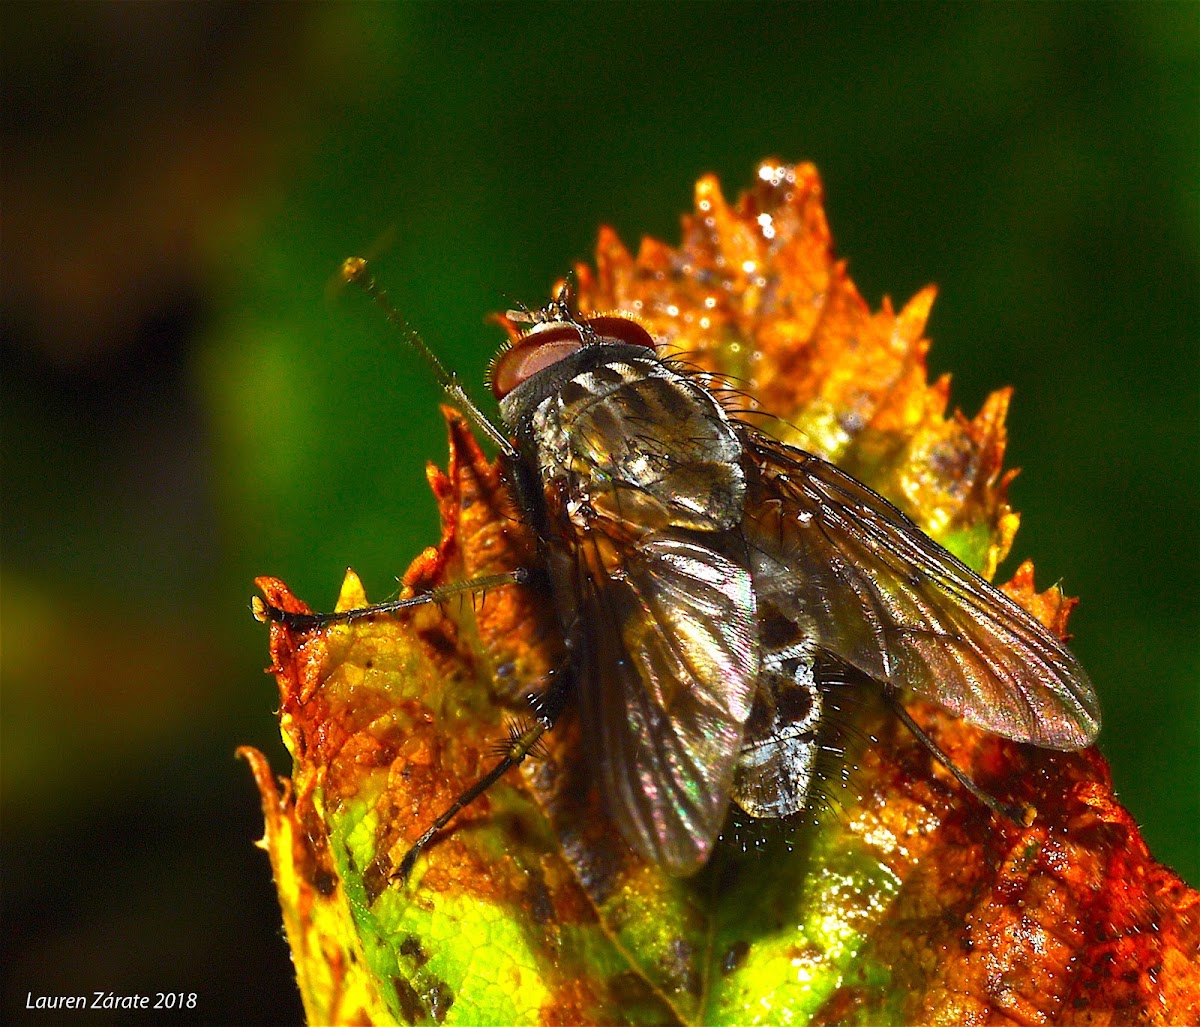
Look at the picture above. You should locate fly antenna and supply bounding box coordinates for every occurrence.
[499,293,530,322]
[505,271,580,329]
[339,257,517,459]
[548,273,576,320]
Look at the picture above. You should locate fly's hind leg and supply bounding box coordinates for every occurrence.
[883,691,1035,826]
[252,568,532,631]
[394,664,573,882]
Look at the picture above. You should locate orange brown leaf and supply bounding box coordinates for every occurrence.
[246,161,1200,1025]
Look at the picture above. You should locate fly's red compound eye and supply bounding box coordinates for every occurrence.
[584,315,656,350]
[490,315,656,399]
[490,323,586,399]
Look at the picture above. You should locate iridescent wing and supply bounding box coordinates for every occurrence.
[740,432,1100,750]
[565,531,760,875]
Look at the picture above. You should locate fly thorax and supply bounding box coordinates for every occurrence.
[521,349,746,533]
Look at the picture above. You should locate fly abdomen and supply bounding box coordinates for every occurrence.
[731,631,824,820]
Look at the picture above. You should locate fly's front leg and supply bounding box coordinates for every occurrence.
[252,568,532,631]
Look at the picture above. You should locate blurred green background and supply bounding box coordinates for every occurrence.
[2,3,1196,1022]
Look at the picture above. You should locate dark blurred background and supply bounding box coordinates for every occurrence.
[2,4,1196,1023]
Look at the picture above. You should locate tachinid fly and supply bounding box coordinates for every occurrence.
[257,257,1101,879]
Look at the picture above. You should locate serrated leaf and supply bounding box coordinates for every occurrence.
[246,162,1200,1026]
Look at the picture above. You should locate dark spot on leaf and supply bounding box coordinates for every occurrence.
[365,659,374,669]
[524,864,555,924]
[786,942,823,964]
[368,722,407,769]
[506,809,531,847]
[562,827,622,908]
[426,978,455,1023]
[363,852,395,906]
[417,622,461,658]
[311,867,337,897]
[813,986,867,1025]
[1075,819,1130,854]
[399,935,430,968]
[391,976,424,1025]
[295,804,337,894]
[608,970,660,1008]
[721,939,750,975]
